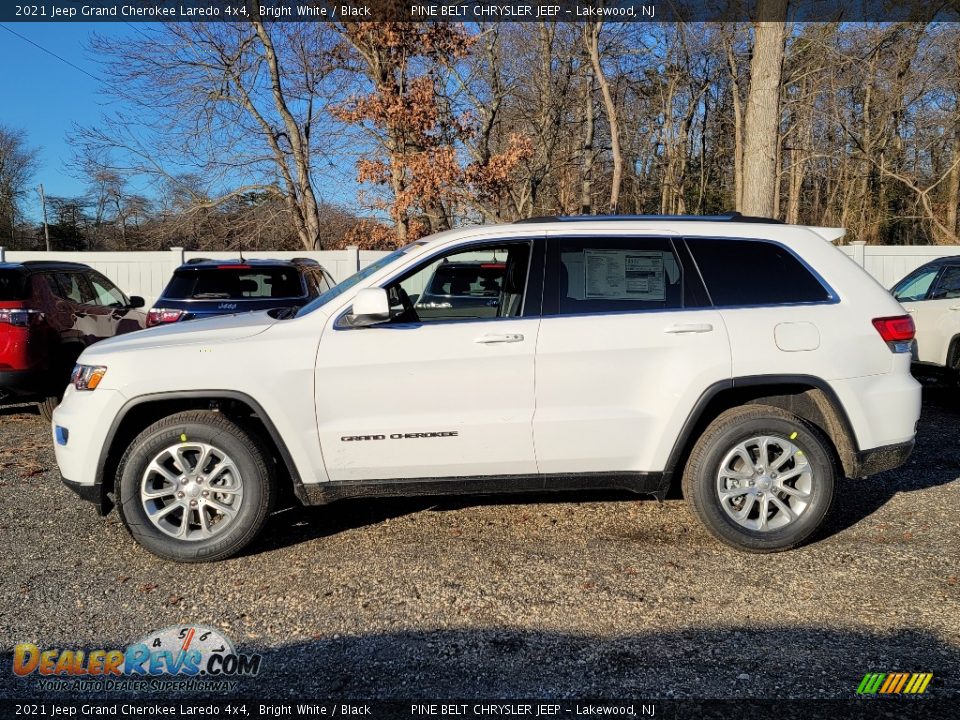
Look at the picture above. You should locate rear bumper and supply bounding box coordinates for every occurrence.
[852,439,915,478]
[0,369,46,398]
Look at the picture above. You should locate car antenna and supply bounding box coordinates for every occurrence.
[238,236,245,262]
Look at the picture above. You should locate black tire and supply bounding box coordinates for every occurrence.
[37,395,59,422]
[681,405,837,553]
[116,410,275,562]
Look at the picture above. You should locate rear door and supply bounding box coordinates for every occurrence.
[533,234,731,474]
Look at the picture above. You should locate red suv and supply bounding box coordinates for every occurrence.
[0,261,146,419]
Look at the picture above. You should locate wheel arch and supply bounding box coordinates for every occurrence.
[664,375,860,485]
[97,390,305,514]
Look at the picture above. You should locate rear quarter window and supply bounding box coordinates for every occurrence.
[686,238,832,306]
[0,270,27,300]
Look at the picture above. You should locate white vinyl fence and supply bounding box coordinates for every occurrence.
[837,242,960,289]
[0,246,389,307]
[1,241,958,306]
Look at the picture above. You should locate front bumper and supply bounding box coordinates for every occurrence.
[852,439,915,478]
[52,387,127,493]
[60,474,111,515]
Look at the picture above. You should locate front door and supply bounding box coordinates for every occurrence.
[315,239,541,482]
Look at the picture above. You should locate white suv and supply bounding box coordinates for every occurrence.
[52,214,922,562]
[891,257,960,376]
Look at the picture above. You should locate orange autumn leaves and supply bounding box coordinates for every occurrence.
[333,23,532,242]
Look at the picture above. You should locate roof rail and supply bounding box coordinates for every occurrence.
[291,257,319,266]
[184,257,211,264]
[514,212,783,225]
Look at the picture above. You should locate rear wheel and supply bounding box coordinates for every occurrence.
[117,411,275,562]
[681,405,836,553]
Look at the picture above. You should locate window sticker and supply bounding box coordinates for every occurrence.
[584,250,666,301]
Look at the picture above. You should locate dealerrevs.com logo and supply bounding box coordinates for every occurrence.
[12,625,262,692]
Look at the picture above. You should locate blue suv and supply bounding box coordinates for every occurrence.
[147,258,335,326]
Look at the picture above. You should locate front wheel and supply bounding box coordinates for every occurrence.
[681,405,836,553]
[117,411,275,562]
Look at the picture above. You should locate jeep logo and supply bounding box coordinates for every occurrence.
[218,303,238,310]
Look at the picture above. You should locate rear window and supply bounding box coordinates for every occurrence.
[163,267,305,300]
[687,238,832,306]
[0,270,27,300]
[427,264,505,298]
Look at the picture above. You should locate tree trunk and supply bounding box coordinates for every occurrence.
[580,67,595,215]
[723,29,745,211]
[585,22,622,213]
[947,45,960,238]
[741,6,788,218]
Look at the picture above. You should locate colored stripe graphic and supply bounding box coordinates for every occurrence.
[857,672,932,694]
[857,673,886,694]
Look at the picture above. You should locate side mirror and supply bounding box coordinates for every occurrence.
[345,287,390,327]
[128,296,146,309]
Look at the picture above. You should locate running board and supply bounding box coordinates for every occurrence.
[296,471,667,506]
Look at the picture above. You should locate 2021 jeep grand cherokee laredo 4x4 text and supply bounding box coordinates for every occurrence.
[52,215,921,562]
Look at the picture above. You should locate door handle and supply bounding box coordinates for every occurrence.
[664,323,713,334]
[906,308,917,313]
[474,333,524,344]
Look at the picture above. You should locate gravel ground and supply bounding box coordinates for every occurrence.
[0,390,957,701]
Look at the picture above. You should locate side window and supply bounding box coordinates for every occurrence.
[549,237,696,315]
[54,272,97,305]
[315,268,332,293]
[384,242,531,323]
[687,238,832,306]
[892,266,939,302]
[929,266,960,300]
[87,272,129,307]
[43,274,65,300]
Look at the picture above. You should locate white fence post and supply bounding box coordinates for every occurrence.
[851,241,866,268]
[347,245,360,273]
[170,246,185,266]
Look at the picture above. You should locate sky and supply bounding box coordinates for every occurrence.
[0,22,136,221]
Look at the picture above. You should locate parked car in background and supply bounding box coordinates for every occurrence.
[53,214,921,562]
[412,258,508,320]
[147,258,335,326]
[0,261,145,419]
[891,256,960,379]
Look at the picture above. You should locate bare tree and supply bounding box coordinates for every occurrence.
[0,125,39,243]
[584,21,623,213]
[77,20,340,249]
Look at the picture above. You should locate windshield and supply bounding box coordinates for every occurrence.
[296,243,423,317]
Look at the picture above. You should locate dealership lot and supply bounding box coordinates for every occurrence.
[0,391,957,699]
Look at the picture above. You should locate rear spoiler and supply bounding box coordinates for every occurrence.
[808,226,846,243]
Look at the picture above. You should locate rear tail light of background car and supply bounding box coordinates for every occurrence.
[147,308,184,327]
[0,309,44,327]
[872,315,916,353]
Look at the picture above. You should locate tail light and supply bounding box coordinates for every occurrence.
[872,315,915,353]
[147,308,184,327]
[0,309,44,327]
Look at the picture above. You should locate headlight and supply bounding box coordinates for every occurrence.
[71,364,107,391]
